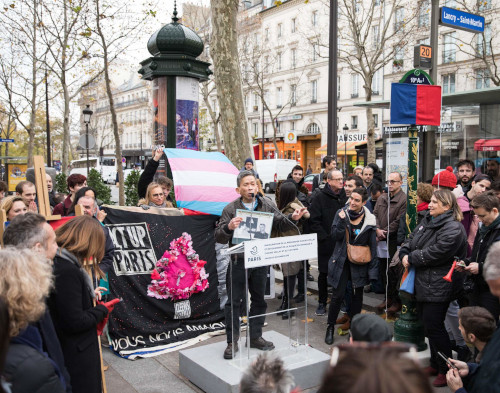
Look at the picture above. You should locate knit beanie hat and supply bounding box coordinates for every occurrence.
[245,158,253,165]
[432,166,457,190]
[351,314,392,343]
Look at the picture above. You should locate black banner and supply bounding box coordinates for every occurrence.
[103,207,225,359]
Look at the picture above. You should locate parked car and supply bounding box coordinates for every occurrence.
[303,173,319,195]
[106,168,143,184]
[254,159,298,193]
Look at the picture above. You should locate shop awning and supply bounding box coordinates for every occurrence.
[316,141,359,155]
[474,139,500,152]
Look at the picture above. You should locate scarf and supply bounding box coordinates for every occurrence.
[347,208,364,221]
[417,202,429,212]
[59,248,95,299]
[479,214,500,237]
[149,201,167,208]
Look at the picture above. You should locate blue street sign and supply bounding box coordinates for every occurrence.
[0,138,14,143]
[440,7,485,33]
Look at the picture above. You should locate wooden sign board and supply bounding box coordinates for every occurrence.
[33,156,61,221]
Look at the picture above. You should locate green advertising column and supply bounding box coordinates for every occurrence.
[393,126,427,351]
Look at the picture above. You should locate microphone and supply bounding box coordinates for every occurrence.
[257,194,301,236]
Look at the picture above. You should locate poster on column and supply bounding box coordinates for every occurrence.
[176,76,199,150]
[385,137,409,193]
[102,207,225,359]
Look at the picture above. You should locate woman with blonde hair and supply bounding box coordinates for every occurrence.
[399,188,467,387]
[0,196,27,221]
[1,248,66,392]
[49,215,118,393]
[138,182,173,209]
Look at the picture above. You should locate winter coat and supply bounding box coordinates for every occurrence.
[373,189,407,237]
[48,249,108,393]
[468,219,500,293]
[308,184,347,273]
[4,326,66,393]
[399,210,467,303]
[327,207,378,289]
[397,205,428,246]
[271,199,310,276]
[215,194,298,248]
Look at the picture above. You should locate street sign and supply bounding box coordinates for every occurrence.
[78,134,96,150]
[399,69,434,85]
[439,7,485,33]
[413,45,432,69]
[0,138,14,143]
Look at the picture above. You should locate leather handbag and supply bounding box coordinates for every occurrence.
[345,228,371,265]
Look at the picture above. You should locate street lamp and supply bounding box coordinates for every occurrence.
[83,104,93,177]
[343,124,349,175]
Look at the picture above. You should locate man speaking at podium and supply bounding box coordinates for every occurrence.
[216,170,307,359]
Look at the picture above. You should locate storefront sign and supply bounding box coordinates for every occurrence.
[440,6,485,33]
[264,114,302,123]
[442,141,461,150]
[7,163,27,192]
[337,132,381,142]
[384,122,462,134]
[285,131,297,144]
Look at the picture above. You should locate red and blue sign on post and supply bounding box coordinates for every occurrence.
[390,83,442,126]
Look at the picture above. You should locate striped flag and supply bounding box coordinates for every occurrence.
[390,83,442,126]
[164,148,240,216]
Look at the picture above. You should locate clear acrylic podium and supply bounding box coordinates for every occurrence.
[222,234,318,370]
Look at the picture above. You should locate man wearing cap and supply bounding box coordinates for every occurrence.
[241,158,260,180]
[350,314,392,343]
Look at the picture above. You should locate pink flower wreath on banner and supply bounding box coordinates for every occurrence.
[147,233,209,301]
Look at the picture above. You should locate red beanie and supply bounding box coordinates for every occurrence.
[432,166,457,189]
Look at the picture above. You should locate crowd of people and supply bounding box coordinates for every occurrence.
[1,153,500,393]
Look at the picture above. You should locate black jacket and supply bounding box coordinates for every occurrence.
[399,210,467,302]
[312,171,327,192]
[468,220,500,292]
[308,184,347,272]
[137,159,159,199]
[48,249,108,393]
[4,326,66,393]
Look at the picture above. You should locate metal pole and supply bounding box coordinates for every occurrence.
[327,0,338,159]
[423,0,440,180]
[45,70,51,167]
[86,122,90,178]
[344,128,347,175]
[261,91,265,160]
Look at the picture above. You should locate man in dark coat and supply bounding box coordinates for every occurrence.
[3,213,72,392]
[446,241,500,393]
[308,169,347,316]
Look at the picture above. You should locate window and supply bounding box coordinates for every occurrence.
[311,80,317,103]
[291,18,296,33]
[312,11,318,26]
[395,8,404,31]
[374,0,380,5]
[306,123,320,134]
[442,74,455,94]
[253,33,259,46]
[351,116,358,129]
[394,45,404,69]
[265,28,269,41]
[276,87,283,108]
[312,43,318,62]
[372,70,380,95]
[278,23,282,38]
[253,123,259,137]
[373,114,379,128]
[291,48,297,68]
[265,56,270,71]
[477,24,491,56]
[372,25,379,49]
[276,121,281,133]
[244,94,248,110]
[475,69,491,89]
[351,74,359,98]
[277,52,282,70]
[443,32,456,63]
[291,84,297,105]
[291,121,295,130]
[253,93,259,108]
[418,1,430,27]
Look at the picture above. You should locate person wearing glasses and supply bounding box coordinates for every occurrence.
[139,182,173,209]
[309,169,347,316]
[374,172,407,316]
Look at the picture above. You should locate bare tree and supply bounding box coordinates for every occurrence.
[210,0,252,167]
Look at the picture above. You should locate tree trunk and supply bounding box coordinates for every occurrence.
[364,87,376,164]
[27,0,38,168]
[95,0,124,205]
[210,0,252,167]
[61,0,70,173]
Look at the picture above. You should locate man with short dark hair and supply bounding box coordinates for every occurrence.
[446,242,500,393]
[456,159,476,193]
[15,180,37,213]
[366,182,383,213]
[240,353,294,393]
[216,170,307,359]
[491,180,500,201]
[286,165,309,206]
[52,174,87,216]
[374,172,407,315]
[309,169,347,316]
[344,175,363,200]
[362,166,375,193]
[486,159,499,181]
[3,213,72,392]
[312,156,336,191]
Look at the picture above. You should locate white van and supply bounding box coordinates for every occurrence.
[254,159,298,193]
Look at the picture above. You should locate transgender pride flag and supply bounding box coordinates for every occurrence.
[164,148,240,216]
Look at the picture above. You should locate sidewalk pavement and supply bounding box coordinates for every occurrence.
[103,261,445,393]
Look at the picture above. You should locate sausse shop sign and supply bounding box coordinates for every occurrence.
[337,132,381,142]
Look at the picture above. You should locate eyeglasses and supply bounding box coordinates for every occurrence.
[152,193,165,198]
[386,180,401,184]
